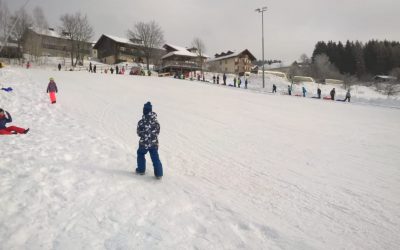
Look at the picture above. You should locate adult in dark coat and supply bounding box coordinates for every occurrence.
[89,62,92,72]
[317,88,322,99]
[272,84,277,93]
[136,102,163,179]
[330,88,336,100]
[58,63,61,71]
[223,73,227,85]
[93,65,97,73]
[116,65,119,75]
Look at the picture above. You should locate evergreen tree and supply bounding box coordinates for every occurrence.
[312,41,327,62]
[364,40,378,75]
[336,41,346,73]
[312,39,400,78]
[391,42,400,69]
[353,41,366,78]
[343,40,356,74]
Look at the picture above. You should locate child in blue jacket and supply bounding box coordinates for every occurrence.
[136,102,163,179]
[0,108,29,135]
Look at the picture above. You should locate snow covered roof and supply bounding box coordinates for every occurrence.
[164,44,189,52]
[161,43,201,59]
[29,27,66,39]
[102,34,143,46]
[161,50,198,59]
[208,51,240,62]
[93,34,146,50]
[374,75,397,80]
[293,76,315,83]
[207,49,256,62]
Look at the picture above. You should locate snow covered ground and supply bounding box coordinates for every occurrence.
[201,72,400,109]
[0,67,400,249]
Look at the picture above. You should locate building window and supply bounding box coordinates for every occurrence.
[220,61,222,65]
[225,60,227,64]
[120,47,126,52]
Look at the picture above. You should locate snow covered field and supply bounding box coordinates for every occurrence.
[1,67,400,249]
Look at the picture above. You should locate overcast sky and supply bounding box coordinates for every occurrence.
[6,0,400,63]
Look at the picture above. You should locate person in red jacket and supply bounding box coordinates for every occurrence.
[0,108,29,135]
[46,77,58,104]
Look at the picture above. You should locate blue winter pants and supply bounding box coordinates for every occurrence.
[136,146,163,177]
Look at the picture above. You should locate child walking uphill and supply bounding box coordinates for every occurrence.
[47,77,58,104]
[136,102,163,179]
[0,108,29,135]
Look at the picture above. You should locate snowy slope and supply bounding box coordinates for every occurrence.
[200,72,400,108]
[0,67,400,249]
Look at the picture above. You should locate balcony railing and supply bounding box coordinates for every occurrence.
[162,60,200,69]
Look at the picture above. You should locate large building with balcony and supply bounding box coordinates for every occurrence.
[159,44,207,74]
[207,49,256,75]
[93,34,164,65]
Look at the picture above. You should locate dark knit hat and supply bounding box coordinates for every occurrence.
[143,102,152,115]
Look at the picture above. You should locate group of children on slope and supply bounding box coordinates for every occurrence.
[1,78,163,179]
[285,85,351,102]
[0,78,58,135]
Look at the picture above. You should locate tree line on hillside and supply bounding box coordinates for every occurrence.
[311,40,400,79]
[285,40,400,96]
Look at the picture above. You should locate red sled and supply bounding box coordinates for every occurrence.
[323,96,331,100]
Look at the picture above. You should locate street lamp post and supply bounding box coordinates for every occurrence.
[255,6,267,88]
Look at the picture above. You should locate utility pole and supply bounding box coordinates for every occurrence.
[255,6,267,88]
